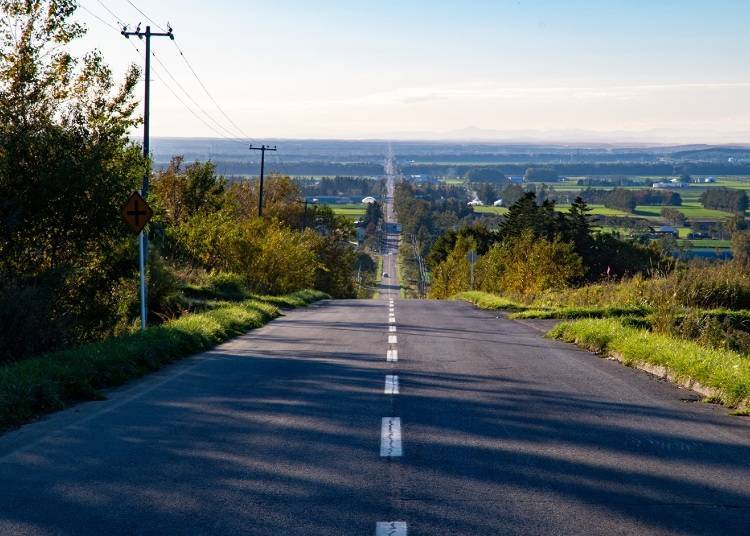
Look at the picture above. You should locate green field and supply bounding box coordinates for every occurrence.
[474,206,508,215]
[327,203,366,219]
[475,202,733,221]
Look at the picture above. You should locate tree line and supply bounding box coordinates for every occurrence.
[428,194,668,299]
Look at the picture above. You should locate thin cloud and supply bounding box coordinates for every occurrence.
[353,82,750,105]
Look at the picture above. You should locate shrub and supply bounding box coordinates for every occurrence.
[477,231,584,301]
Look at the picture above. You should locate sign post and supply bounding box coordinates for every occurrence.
[121,191,154,331]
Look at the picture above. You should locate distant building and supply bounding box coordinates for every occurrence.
[653,182,687,189]
[493,199,503,207]
[361,196,376,204]
[467,199,484,206]
[704,176,717,183]
[652,225,678,237]
[508,176,524,184]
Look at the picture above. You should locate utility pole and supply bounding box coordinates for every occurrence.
[249,144,277,217]
[122,23,174,331]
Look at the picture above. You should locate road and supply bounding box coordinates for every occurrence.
[1,163,750,534]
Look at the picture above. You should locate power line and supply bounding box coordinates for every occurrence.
[150,51,248,143]
[78,3,120,31]
[124,0,166,32]
[171,39,253,142]
[96,0,125,26]
[117,0,257,146]
[85,6,247,148]
[151,68,240,142]
[121,0,255,144]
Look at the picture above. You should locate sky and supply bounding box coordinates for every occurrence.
[73,0,750,142]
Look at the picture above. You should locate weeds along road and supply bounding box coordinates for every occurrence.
[1,171,750,534]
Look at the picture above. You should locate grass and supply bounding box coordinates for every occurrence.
[453,291,526,311]
[475,202,731,221]
[509,305,650,320]
[549,318,750,408]
[0,289,328,433]
[473,206,508,215]
[326,203,366,219]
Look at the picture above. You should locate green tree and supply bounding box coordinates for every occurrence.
[428,235,475,299]
[475,231,584,300]
[464,168,508,183]
[605,189,637,213]
[731,231,750,265]
[0,0,146,354]
[660,207,686,226]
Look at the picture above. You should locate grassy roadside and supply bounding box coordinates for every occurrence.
[509,305,650,320]
[458,290,750,412]
[372,255,384,299]
[396,254,406,299]
[0,289,328,433]
[549,319,750,410]
[453,291,527,311]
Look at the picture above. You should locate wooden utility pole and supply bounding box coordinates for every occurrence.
[249,144,277,217]
[121,23,174,330]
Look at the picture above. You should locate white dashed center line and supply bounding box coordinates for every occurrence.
[376,521,407,536]
[389,325,396,333]
[387,349,398,362]
[385,375,399,394]
[389,316,396,323]
[388,335,397,344]
[380,417,402,457]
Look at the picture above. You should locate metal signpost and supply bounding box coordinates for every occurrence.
[121,190,154,330]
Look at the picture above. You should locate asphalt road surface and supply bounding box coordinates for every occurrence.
[1,167,750,534]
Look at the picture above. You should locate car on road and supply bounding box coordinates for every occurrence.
[383,272,389,278]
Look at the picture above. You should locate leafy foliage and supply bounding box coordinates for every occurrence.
[700,187,749,213]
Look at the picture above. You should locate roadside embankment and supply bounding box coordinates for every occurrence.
[550,319,750,412]
[457,290,750,413]
[0,289,328,432]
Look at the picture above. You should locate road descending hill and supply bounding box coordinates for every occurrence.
[0,166,749,535]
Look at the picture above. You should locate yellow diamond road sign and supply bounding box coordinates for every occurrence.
[121,191,153,234]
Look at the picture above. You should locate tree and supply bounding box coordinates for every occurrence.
[731,231,750,265]
[567,196,593,263]
[660,207,686,226]
[700,188,749,213]
[151,156,225,226]
[524,168,559,182]
[428,235,475,299]
[464,168,508,183]
[499,184,525,206]
[474,231,583,300]
[0,0,146,353]
[604,189,637,213]
[498,192,563,241]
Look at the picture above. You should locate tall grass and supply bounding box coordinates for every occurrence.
[453,291,527,311]
[534,263,750,311]
[0,290,328,432]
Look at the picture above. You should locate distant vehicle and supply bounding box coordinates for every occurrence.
[383,272,389,278]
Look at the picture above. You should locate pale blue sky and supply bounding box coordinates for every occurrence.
[74,0,750,141]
